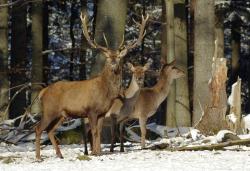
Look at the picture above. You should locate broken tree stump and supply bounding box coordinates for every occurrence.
[226,78,242,134]
[195,40,229,135]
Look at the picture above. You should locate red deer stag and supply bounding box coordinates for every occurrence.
[35,14,149,160]
[111,60,185,152]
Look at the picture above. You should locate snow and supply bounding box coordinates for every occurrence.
[1,142,250,171]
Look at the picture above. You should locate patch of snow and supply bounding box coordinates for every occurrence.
[227,113,237,123]
[190,129,205,141]
[1,143,250,171]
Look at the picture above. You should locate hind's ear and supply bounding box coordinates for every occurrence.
[127,62,135,72]
[143,58,153,71]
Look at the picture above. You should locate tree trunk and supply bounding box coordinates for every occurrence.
[164,0,176,127]
[43,1,49,84]
[174,0,191,126]
[90,0,127,77]
[79,0,87,80]
[230,28,240,86]
[215,10,224,59]
[193,0,215,125]
[69,1,77,81]
[31,1,43,114]
[0,0,9,121]
[10,2,28,119]
[91,0,128,143]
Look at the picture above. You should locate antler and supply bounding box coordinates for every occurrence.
[122,14,149,51]
[80,13,109,53]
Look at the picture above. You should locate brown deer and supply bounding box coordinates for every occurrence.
[35,14,148,160]
[111,60,185,152]
[105,60,152,152]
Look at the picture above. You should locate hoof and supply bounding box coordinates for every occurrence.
[36,156,43,162]
[120,148,125,152]
[57,154,64,159]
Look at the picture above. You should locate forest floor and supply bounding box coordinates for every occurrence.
[1,142,250,171]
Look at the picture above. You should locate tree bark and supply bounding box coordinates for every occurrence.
[90,0,128,77]
[164,0,176,127]
[10,1,28,119]
[230,27,240,86]
[43,1,49,84]
[193,0,215,125]
[174,0,191,126]
[0,0,9,121]
[31,1,43,114]
[69,1,77,81]
[79,0,87,80]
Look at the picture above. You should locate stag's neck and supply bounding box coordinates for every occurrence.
[152,73,174,103]
[124,75,140,99]
[101,64,122,95]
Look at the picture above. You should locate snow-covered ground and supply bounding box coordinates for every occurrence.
[1,142,250,171]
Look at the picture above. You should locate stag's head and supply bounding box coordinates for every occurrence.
[80,14,149,72]
[127,59,152,87]
[160,59,185,79]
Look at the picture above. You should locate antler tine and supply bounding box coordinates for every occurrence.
[103,33,109,48]
[118,34,125,49]
[125,14,149,50]
[80,13,109,52]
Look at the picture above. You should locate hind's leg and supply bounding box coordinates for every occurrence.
[47,116,65,158]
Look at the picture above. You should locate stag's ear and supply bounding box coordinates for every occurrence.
[102,51,110,58]
[119,49,128,58]
[143,58,153,71]
[127,62,135,72]
[168,59,176,66]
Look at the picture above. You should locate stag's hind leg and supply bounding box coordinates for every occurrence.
[47,116,65,158]
[35,118,50,160]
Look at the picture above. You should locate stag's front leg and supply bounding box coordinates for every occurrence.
[110,116,117,152]
[139,117,147,149]
[88,115,98,155]
[96,116,104,154]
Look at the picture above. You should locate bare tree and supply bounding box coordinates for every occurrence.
[174,0,191,126]
[0,0,9,121]
[31,1,43,114]
[193,0,215,125]
[10,1,28,120]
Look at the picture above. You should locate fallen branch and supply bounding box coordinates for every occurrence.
[170,138,250,151]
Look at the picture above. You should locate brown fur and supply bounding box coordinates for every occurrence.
[35,59,123,160]
[118,61,185,151]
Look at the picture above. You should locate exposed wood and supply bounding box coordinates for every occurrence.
[227,78,242,134]
[195,40,229,135]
